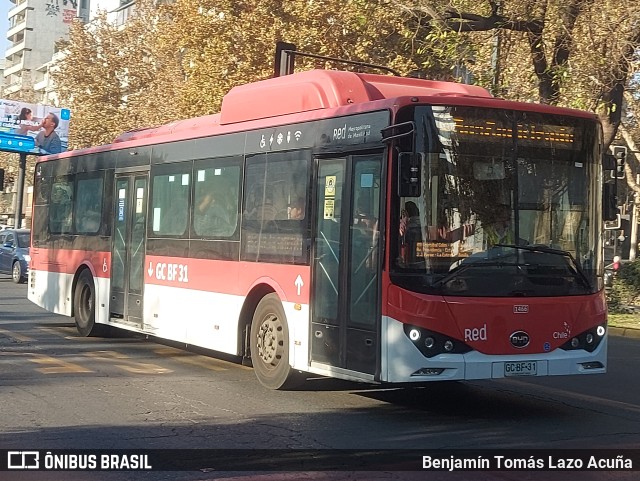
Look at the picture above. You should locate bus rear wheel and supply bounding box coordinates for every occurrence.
[250,293,298,390]
[74,270,101,337]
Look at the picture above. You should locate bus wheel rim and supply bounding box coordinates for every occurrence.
[256,314,283,366]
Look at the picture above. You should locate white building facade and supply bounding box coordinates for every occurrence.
[10,1,136,103]
[4,0,80,97]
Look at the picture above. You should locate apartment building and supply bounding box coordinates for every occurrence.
[28,1,135,103]
[4,0,80,98]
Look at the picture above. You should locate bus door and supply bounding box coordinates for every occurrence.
[110,171,148,327]
[311,154,382,377]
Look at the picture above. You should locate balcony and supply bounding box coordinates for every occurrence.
[8,0,29,18]
[7,19,27,40]
[4,58,25,77]
[6,40,27,58]
[3,82,24,95]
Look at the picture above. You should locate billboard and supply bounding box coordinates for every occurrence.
[0,100,71,155]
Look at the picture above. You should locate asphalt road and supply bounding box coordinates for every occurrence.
[1,275,639,481]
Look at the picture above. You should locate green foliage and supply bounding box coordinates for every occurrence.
[608,260,640,312]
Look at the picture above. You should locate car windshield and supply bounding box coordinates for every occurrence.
[392,105,602,297]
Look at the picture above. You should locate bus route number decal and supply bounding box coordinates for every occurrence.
[148,262,189,283]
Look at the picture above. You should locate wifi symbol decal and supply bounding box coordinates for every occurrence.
[294,131,302,141]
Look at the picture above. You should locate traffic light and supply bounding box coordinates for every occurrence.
[613,145,626,179]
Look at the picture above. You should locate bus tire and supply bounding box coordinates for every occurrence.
[250,293,298,390]
[74,270,101,337]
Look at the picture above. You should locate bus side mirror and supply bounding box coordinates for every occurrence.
[398,152,422,197]
[602,182,618,222]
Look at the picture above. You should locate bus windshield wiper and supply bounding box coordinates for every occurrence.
[432,260,519,289]
[494,243,591,289]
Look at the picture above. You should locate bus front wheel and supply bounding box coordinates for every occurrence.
[250,293,298,390]
[74,270,99,337]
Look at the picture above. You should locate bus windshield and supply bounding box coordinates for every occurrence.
[392,105,602,297]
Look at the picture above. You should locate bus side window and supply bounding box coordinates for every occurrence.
[151,170,190,236]
[193,162,241,238]
[75,175,104,234]
[242,151,311,263]
[49,178,74,234]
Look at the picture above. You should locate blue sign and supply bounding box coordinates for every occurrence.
[0,99,71,156]
[0,132,36,154]
[118,199,125,221]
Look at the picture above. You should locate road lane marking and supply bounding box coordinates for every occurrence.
[86,351,173,374]
[29,354,93,374]
[114,363,173,374]
[153,347,228,372]
[153,347,251,371]
[37,326,104,341]
[0,328,35,342]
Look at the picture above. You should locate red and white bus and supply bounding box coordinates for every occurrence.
[28,69,610,389]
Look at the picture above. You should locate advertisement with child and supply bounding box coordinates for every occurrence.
[0,99,71,155]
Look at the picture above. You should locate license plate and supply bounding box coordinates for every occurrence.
[504,361,537,377]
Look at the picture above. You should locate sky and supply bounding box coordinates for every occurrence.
[1,2,9,55]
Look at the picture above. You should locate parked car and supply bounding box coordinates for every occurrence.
[0,228,30,283]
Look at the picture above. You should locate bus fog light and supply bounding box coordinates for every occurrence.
[597,325,606,336]
[409,329,421,341]
[424,337,435,349]
[411,368,445,376]
[585,333,594,344]
[580,361,604,370]
[570,337,580,348]
[444,340,454,352]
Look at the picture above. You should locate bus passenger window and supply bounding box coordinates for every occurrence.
[75,176,104,234]
[151,172,190,236]
[49,179,74,234]
[193,164,240,238]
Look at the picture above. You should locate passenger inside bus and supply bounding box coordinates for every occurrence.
[399,201,425,267]
[481,204,529,249]
[288,197,305,220]
[194,190,234,236]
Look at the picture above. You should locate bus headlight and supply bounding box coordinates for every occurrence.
[409,329,420,341]
[403,325,471,358]
[561,324,606,352]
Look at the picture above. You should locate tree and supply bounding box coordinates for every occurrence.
[53,0,463,146]
[396,0,640,146]
[52,0,185,149]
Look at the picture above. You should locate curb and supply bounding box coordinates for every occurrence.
[609,326,640,339]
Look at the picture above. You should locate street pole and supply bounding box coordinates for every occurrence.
[490,2,502,96]
[14,152,27,229]
[631,198,638,261]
